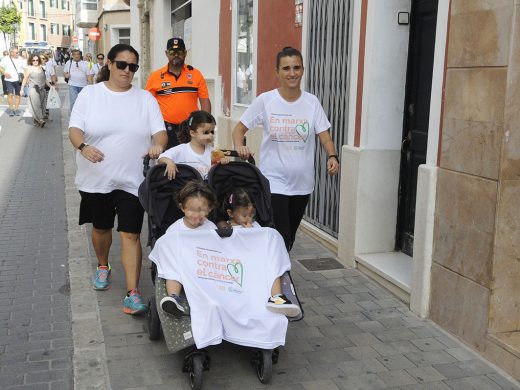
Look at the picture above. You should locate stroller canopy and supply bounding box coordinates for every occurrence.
[139,163,203,241]
[208,162,273,227]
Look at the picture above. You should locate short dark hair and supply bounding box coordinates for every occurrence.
[177,181,216,209]
[275,46,303,69]
[97,53,105,59]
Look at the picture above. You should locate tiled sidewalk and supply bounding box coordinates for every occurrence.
[62,114,519,390]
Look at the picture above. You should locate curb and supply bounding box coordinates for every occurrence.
[60,85,112,390]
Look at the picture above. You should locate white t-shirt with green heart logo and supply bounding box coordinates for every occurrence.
[148,227,290,349]
[240,89,331,195]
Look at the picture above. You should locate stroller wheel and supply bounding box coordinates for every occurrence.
[189,354,204,390]
[147,296,161,340]
[256,349,273,384]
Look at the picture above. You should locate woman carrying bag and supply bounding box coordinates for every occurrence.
[21,55,50,127]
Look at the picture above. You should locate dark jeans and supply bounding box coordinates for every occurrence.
[165,122,180,149]
[271,193,310,252]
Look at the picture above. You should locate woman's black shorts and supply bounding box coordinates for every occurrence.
[79,190,144,233]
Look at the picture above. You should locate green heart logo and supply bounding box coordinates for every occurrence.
[227,262,243,287]
[295,122,310,142]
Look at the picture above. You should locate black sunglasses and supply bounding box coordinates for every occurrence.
[167,49,185,56]
[112,60,139,72]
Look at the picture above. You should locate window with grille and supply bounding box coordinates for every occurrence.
[118,28,131,45]
[82,0,97,10]
[51,23,59,35]
[39,0,45,17]
[303,0,351,237]
[170,0,191,40]
[40,24,47,41]
[235,0,254,105]
[29,23,35,40]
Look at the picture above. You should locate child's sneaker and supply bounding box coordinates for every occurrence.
[123,289,148,315]
[266,294,301,317]
[93,264,111,290]
[160,294,190,317]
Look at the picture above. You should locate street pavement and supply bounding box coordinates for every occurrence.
[1,84,519,390]
[0,90,73,389]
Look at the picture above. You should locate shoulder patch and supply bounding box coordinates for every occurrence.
[187,65,194,70]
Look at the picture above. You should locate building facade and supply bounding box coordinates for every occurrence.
[18,0,73,51]
[95,0,130,56]
[131,0,520,379]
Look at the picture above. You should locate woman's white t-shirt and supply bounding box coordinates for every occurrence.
[69,82,165,196]
[240,89,331,195]
[159,143,213,180]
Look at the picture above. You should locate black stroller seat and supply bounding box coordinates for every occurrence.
[139,163,203,247]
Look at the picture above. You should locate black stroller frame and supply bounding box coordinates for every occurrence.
[138,153,304,389]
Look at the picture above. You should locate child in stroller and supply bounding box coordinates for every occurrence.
[222,187,301,317]
[154,181,217,316]
[158,110,228,180]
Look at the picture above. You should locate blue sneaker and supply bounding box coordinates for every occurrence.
[93,264,111,290]
[123,289,148,315]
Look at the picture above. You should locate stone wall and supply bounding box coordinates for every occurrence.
[430,0,520,379]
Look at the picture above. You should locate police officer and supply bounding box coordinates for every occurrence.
[146,38,211,149]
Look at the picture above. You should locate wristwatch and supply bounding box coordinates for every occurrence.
[78,142,88,151]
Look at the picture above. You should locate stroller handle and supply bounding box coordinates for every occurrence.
[222,149,256,165]
[142,149,256,178]
[143,155,151,177]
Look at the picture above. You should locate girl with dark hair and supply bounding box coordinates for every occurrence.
[158,110,229,180]
[222,187,301,317]
[68,43,168,316]
[232,46,340,252]
[149,181,218,316]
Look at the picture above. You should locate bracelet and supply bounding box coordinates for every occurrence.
[328,155,339,163]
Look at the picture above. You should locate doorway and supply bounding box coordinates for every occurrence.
[396,0,438,256]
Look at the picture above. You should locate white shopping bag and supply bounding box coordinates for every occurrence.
[46,86,61,109]
[22,107,32,118]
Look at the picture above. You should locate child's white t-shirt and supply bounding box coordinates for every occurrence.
[165,218,217,234]
[159,143,213,180]
[69,83,165,196]
[240,89,331,195]
[148,227,290,349]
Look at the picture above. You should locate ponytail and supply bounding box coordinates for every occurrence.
[176,110,216,144]
[96,65,110,83]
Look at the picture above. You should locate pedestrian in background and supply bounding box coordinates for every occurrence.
[20,54,49,127]
[41,54,57,119]
[92,53,104,82]
[233,46,340,251]
[63,49,93,111]
[146,37,211,149]
[1,50,8,102]
[68,43,167,315]
[0,48,25,116]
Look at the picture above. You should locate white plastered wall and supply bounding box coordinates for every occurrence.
[338,0,412,263]
[338,0,450,318]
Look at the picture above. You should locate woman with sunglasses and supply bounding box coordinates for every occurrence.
[20,55,50,127]
[68,44,168,316]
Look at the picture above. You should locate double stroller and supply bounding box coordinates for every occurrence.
[138,152,303,389]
